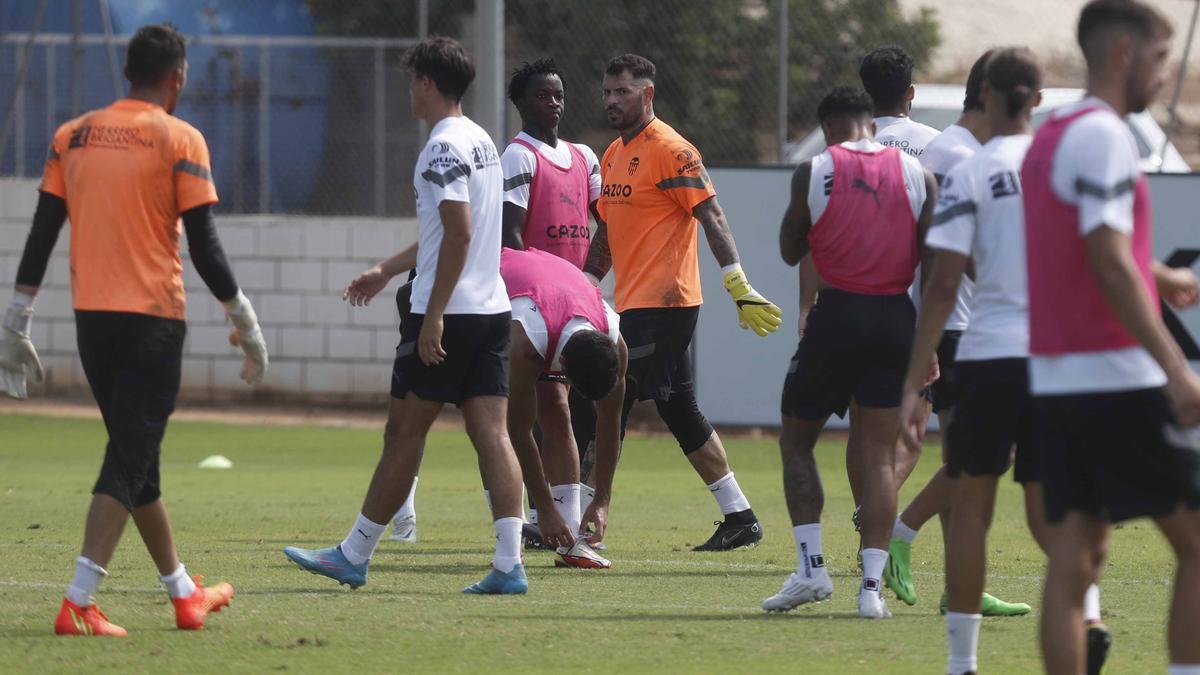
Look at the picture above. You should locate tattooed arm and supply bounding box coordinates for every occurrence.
[583,201,612,282]
[693,196,740,268]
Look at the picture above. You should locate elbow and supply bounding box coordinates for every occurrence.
[781,250,801,267]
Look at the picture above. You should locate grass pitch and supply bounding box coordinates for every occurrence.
[0,412,1180,673]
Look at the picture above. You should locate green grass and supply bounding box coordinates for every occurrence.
[0,413,1179,673]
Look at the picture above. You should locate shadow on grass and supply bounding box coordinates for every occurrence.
[459,610,871,622]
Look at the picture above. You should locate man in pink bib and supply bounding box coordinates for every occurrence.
[770,86,937,619]
[1022,2,1200,673]
[502,247,627,569]
[500,59,606,550]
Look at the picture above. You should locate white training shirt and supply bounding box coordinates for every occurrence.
[510,296,621,371]
[500,131,602,209]
[919,123,982,331]
[807,138,927,223]
[1029,96,1165,395]
[874,115,940,159]
[927,134,1032,361]
[411,116,510,316]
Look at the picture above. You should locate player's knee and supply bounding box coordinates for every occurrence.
[655,395,713,455]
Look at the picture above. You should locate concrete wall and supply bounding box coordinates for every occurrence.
[0,179,416,402]
[8,170,1200,422]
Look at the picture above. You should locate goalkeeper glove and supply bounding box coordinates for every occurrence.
[0,293,44,399]
[223,290,269,385]
[722,264,783,336]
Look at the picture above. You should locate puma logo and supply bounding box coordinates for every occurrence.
[851,177,885,208]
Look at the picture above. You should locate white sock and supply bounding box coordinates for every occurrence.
[1169,666,1200,675]
[551,483,582,534]
[394,477,417,522]
[160,564,197,599]
[945,611,982,674]
[1083,583,1101,623]
[892,516,919,544]
[339,513,386,565]
[861,547,887,593]
[579,483,595,516]
[66,556,107,606]
[529,508,538,526]
[706,472,751,515]
[492,516,523,573]
[792,524,827,578]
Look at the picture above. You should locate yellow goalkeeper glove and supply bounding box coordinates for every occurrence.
[722,264,783,336]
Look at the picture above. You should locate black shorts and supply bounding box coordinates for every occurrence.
[929,330,963,413]
[946,358,1038,483]
[619,306,697,402]
[1035,387,1200,524]
[390,312,511,405]
[781,289,915,419]
[76,311,186,511]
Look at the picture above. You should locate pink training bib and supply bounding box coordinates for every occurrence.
[513,138,591,269]
[808,144,919,295]
[501,247,609,370]
[1022,107,1157,356]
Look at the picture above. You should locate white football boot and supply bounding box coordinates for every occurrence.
[858,583,893,619]
[388,514,417,544]
[762,572,833,612]
[554,539,612,569]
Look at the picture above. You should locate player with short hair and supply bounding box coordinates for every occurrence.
[500,58,604,548]
[771,85,936,619]
[0,23,266,636]
[1023,3,1200,673]
[503,247,626,568]
[832,44,942,534]
[586,53,781,551]
[284,36,530,596]
[882,49,1031,618]
[896,46,1056,673]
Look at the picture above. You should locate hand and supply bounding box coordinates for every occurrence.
[536,508,576,550]
[897,386,928,456]
[343,265,391,307]
[1167,367,1200,427]
[581,499,609,543]
[722,266,783,336]
[222,290,269,385]
[418,314,446,365]
[922,353,940,388]
[0,302,43,399]
[1158,266,1200,310]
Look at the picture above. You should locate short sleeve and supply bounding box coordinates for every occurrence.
[654,140,716,212]
[1054,115,1139,236]
[172,125,219,212]
[38,125,70,198]
[925,166,975,256]
[501,143,536,209]
[579,144,602,203]
[420,138,472,205]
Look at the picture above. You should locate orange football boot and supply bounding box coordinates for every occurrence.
[173,576,234,630]
[54,598,128,637]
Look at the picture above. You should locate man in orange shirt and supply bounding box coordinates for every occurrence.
[0,24,268,636]
[584,54,781,550]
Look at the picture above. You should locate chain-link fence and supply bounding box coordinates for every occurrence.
[0,0,939,217]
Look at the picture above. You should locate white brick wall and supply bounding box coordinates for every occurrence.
[1,179,417,402]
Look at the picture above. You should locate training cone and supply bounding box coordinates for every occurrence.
[198,455,233,469]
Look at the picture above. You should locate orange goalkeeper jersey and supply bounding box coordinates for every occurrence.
[39,98,219,320]
[597,117,716,312]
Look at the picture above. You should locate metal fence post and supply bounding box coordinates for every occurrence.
[259,45,270,212]
[374,45,386,217]
[15,47,24,176]
[777,0,788,163]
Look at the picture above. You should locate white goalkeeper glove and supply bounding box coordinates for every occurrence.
[222,290,268,385]
[0,293,44,399]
